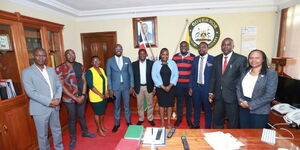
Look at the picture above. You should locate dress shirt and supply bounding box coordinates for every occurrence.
[115,55,123,82]
[35,64,53,99]
[139,60,147,84]
[223,51,233,68]
[197,54,208,84]
[242,70,258,98]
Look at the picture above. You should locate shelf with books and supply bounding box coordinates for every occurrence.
[0,10,66,150]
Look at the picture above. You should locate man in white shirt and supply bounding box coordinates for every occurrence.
[189,42,214,129]
[106,44,134,132]
[22,48,63,150]
[132,49,155,126]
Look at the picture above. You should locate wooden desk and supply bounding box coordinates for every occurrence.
[141,129,300,150]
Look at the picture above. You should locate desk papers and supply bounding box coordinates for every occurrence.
[142,127,166,146]
[204,131,244,150]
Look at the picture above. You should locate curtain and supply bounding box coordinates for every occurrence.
[284,4,300,79]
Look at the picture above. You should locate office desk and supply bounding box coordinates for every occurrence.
[140,129,300,150]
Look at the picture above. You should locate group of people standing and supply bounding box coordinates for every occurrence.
[21,37,278,150]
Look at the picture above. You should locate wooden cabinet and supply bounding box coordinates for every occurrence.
[0,10,67,150]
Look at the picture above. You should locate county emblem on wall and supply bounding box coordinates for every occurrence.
[188,17,220,49]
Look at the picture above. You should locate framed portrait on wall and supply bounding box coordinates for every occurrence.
[132,16,158,48]
[0,34,12,51]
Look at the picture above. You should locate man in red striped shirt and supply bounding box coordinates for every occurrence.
[172,41,195,128]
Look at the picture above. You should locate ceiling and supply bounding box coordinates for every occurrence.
[10,0,299,21]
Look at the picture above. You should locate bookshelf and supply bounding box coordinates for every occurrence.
[0,10,67,150]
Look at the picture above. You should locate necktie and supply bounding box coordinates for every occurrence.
[222,56,228,74]
[197,56,204,84]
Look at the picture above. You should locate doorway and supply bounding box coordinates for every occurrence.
[81,32,117,69]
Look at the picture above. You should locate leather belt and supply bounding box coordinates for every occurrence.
[140,84,147,86]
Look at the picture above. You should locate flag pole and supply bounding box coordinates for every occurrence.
[174,19,189,55]
[139,21,155,60]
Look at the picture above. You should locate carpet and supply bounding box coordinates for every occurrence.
[56,101,206,150]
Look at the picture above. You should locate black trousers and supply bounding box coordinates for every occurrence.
[64,100,88,140]
[213,97,239,129]
[175,85,192,121]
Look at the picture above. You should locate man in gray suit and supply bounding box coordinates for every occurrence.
[106,44,134,132]
[22,48,63,150]
[209,38,247,129]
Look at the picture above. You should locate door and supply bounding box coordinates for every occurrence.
[81,32,117,70]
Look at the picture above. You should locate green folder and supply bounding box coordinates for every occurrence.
[124,125,144,140]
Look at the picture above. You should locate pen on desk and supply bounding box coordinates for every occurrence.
[152,128,153,135]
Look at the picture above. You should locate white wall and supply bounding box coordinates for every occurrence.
[1,0,278,65]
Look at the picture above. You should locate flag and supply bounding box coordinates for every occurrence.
[143,97,147,111]
[139,21,147,50]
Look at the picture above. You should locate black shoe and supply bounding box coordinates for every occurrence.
[69,139,76,149]
[174,119,182,127]
[82,132,96,138]
[136,121,144,125]
[112,125,120,133]
[192,125,200,129]
[127,122,132,126]
[148,120,155,126]
[187,120,193,128]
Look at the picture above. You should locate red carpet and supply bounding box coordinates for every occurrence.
[58,101,206,150]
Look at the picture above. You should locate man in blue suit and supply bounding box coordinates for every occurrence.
[106,44,134,132]
[22,48,63,150]
[189,42,214,129]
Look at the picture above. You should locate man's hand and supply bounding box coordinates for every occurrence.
[208,93,215,103]
[188,88,193,96]
[109,90,114,98]
[129,88,134,95]
[50,98,61,107]
[152,88,156,95]
[76,96,85,104]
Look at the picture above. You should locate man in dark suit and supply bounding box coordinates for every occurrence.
[132,49,155,126]
[209,38,247,129]
[189,42,214,129]
[106,44,134,132]
[22,48,63,150]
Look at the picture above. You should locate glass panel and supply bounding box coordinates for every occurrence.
[24,27,42,65]
[48,30,61,67]
[0,24,23,100]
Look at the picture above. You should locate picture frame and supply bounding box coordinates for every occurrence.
[0,34,12,51]
[132,16,158,48]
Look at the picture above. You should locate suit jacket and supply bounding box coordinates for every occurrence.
[106,56,134,91]
[236,69,278,115]
[209,52,247,103]
[22,64,62,116]
[132,59,154,94]
[189,54,214,90]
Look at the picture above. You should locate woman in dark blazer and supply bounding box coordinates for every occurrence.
[236,49,278,128]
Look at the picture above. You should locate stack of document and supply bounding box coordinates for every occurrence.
[204,131,244,150]
[142,127,166,146]
[124,125,144,140]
